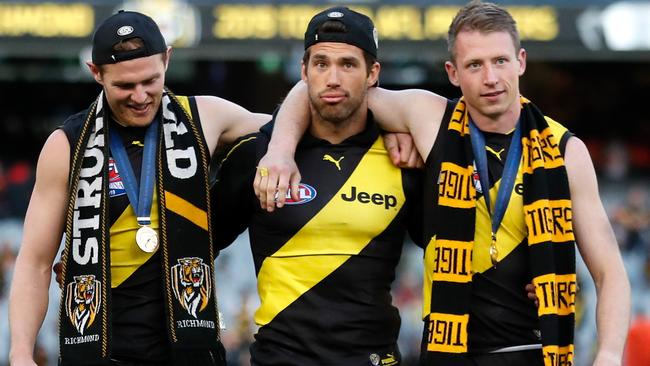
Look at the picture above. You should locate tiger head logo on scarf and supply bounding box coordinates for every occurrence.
[171,257,212,318]
[65,275,102,335]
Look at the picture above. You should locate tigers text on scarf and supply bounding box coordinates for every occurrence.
[423,97,575,366]
[58,90,220,365]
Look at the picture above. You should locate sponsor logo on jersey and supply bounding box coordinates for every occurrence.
[284,183,317,205]
[515,183,524,195]
[340,186,397,210]
[108,158,126,198]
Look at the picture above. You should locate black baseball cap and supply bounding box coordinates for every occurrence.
[92,10,167,65]
[304,7,378,57]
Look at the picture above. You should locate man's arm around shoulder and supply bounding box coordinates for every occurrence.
[565,136,630,366]
[9,129,71,365]
[254,83,448,210]
[194,95,271,157]
[368,87,447,162]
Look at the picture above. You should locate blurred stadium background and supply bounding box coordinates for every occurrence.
[1,0,649,365]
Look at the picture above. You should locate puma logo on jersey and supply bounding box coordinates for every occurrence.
[486,146,505,161]
[323,154,344,170]
[132,140,144,147]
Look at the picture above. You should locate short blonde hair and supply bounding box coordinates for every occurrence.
[447,0,520,63]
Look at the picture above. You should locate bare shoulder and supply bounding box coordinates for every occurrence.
[38,129,71,183]
[194,95,239,125]
[564,136,594,179]
[370,88,447,117]
[193,95,238,154]
[20,129,71,255]
[368,87,447,160]
[371,87,447,102]
[194,95,270,155]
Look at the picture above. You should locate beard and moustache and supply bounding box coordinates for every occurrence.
[309,87,367,126]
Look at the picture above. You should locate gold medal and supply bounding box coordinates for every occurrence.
[136,226,158,253]
[490,233,498,268]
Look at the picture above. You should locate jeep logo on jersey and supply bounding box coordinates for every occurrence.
[341,186,397,210]
[284,183,317,205]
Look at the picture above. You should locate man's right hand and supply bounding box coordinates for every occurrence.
[253,150,301,212]
[525,283,539,307]
[53,262,64,288]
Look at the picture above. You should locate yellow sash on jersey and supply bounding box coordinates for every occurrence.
[255,136,405,326]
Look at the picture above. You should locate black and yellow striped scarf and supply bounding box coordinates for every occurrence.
[424,96,575,366]
[58,90,220,365]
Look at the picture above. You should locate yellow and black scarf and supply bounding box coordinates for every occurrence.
[58,90,220,365]
[424,97,575,366]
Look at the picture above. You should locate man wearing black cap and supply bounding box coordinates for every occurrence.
[8,10,270,366]
[257,1,630,366]
[211,6,422,365]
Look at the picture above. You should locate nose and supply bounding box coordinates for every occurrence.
[483,65,498,86]
[326,66,341,88]
[131,84,148,104]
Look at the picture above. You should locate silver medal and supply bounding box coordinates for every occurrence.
[136,226,158,252]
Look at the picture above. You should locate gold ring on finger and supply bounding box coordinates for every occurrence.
[257,166,269,177]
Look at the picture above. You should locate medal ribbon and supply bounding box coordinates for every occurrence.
[469,118,522,267]
[109,118,158,226]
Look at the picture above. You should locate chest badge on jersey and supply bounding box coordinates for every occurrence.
[108,158,127,198]
[284,183,317,205]
[471,161,483,194]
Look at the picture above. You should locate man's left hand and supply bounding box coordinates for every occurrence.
[383,132,424,169]
[253,150,301,212]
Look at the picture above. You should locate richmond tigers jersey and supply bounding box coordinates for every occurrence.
[212,116,422,365]
[422,101,572,352]
[60,96,201,363]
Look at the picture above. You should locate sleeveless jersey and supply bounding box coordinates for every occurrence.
[60,96,201,362]
[422,100,572,352]
[212,116,423,365]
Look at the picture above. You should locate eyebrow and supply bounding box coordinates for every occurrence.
[112,73,161,87]
[311,54,360,65]
[464,54,510,65]
[311,54,329,62]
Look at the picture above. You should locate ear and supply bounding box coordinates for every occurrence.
[445,60,460,87]
[86,61,103,85]
[366,61,381,87]
[517,48,527,76]
[301,61,308,83]
[164,46,173,71]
